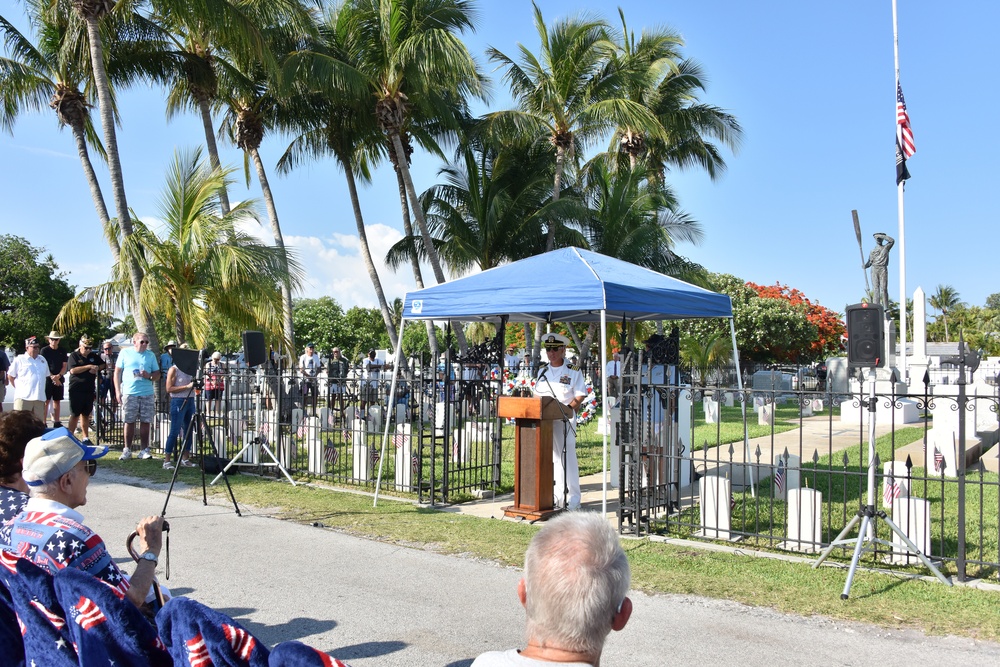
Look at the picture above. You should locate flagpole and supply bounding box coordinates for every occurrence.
[893,0,908,384]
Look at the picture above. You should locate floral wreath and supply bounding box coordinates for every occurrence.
[501,370,599,425]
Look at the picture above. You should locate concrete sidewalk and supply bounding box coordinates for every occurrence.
[80,472,1000,666]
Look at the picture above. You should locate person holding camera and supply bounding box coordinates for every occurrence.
[163,358,198,469]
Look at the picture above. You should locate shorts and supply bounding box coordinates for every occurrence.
[205,388,222,401]
[122,394,155,424]
[13,399,45,421]
[45,378,65,401]
[69,386,96,417]
[0,381,6,402]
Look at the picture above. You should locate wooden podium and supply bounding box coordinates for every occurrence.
[499,396,566,521]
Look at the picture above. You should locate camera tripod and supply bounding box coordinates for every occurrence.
[161,357,241,518]
[813,367,951,597]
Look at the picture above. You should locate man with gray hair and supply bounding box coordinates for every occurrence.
[472,512,633,666]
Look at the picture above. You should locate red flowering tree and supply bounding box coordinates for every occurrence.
[747,282,845,359]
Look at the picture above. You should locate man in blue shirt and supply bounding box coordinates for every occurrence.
[114,333,161,460]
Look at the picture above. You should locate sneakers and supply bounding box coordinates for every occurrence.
[138,448,153,460]
[120,448,133,461]
[82,438,94,447]
[180,459,197,468]
[162,461,175,470]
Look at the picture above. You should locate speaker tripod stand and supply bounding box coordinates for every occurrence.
[813,366,951,597]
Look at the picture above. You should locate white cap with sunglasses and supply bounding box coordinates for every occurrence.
[22,427,108,487]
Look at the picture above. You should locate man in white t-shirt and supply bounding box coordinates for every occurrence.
[298,343,322,413]
[471,512,632,667]
[8,336,49,421]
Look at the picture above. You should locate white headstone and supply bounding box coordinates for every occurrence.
[890,497,931,564]
[394,423,414,490]
[723,391,734,408]
[352,418,370,480]
[758,401,775,426]
[291,408,303,433]
[699,475,731,540]
[704,397,720,424]
[800,399,813,418]
[305,417,325,475]
[785,488,823,552]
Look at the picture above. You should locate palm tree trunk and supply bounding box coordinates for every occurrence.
[249,147,296,354]
[389,131,467,354]
[548,145,566,252]
[393,164,438,359]
[342,158,399,348]
[69,119,119,264]
[81,15,158,352]
[198,96,231,215]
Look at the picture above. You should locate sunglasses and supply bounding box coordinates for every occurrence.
[83,346,92,350]
[137,341,149,345]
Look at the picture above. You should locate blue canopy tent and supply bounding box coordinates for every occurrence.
[374,248,745,511]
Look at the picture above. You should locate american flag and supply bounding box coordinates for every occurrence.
[324,440,339,465]
[393,430,410,449]
[72,596,107,631]
[341,428,351,443]
[411,454,419,474]
[883,475,902,506]
[369,447,380,468]
[896,82,915,157]
[297,421,307,439]
[933,447,944,472]
[30,599,66,630]
[773,460,784,494]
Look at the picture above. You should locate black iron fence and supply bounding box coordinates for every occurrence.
[613,357,1000,581]
[89,355,1000,580]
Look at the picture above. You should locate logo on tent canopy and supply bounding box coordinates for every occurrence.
[411,300,423,314]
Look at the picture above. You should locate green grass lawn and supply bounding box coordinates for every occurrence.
[100,457,1000,641]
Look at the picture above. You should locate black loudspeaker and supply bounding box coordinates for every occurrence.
[241,331,267,368]
[846,303,885,368]
[171,348,201,377]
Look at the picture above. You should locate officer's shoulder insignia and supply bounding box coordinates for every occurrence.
[567,363,580,371]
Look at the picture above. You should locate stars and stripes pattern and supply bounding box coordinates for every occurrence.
[883,475,902,506]
[71,596,107,631]
[0,547,18,574]
[223,623,257,661]
[896,82,915,157]
[773,460,784,494]
[369,447,380,469]
[392,430,410,449]
[324,440,340,465]
[933,447,944,473]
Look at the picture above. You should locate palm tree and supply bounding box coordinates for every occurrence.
[0,8,117,258]
[486,2,664,251]
[344,0,485,286]
[387,137,560,275]
[681,332,729,387]
[579,158,704,279]
[63,0,158,348]
[930,284,962,343]
[278,7,400,349]
[58,149,302,348]
[154,0,316,215]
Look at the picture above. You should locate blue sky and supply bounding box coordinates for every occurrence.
[1,0,997,320]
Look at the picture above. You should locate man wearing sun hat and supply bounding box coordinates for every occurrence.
[533,333,588,510]
[7,336,49,421]
[66,335,106,445]
[4,428,165,609]
[40,330,68,427]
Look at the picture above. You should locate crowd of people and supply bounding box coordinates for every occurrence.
[1,406,631,666]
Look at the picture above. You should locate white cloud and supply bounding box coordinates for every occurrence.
[282,224,421,310]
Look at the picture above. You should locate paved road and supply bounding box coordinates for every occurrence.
[82,473,1000,667]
